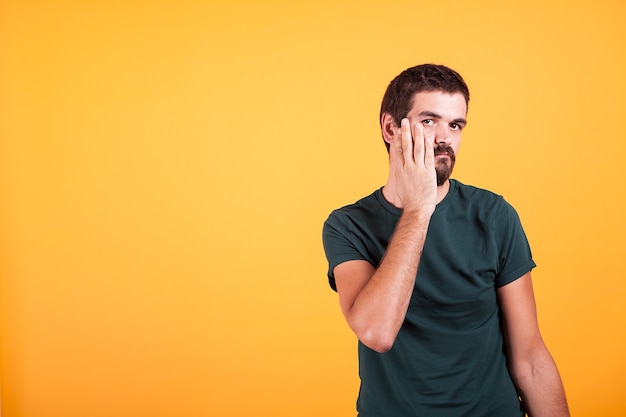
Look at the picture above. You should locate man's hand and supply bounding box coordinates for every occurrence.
[390,118,437,215]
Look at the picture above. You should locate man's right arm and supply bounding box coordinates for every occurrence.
[333,117,436,353]
[334,210,431,352]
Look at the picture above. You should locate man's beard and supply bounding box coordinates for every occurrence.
[434,144,456,186]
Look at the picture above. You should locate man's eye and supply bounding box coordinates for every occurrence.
[450,123,459,130]
[422,119,434,126]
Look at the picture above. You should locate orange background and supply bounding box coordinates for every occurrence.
[1,1,625,416]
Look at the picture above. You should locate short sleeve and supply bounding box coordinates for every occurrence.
[494,198,536,287]
[322,211,367,291]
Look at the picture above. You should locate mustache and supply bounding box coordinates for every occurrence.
[434,145,455,160]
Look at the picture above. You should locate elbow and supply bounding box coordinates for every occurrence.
[356,327,397,353]
[508,344,557,387]
[346,311,400,353]
[365,339,394,353]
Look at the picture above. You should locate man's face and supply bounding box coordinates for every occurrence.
[405,91,467,185]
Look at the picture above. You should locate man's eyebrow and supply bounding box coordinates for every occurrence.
[418,110,467,125]
[417,110,441,119]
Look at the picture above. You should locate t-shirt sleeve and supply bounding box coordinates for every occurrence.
[322,211,367,291]
[494,198,536,287]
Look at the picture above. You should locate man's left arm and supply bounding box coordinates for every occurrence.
[497,272,570,417]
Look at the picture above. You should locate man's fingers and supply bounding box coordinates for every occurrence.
[389,120,405,172]
[412,122,424,161]
[423,133,435,170]
[400,118,412,162]
[394,119,434,171]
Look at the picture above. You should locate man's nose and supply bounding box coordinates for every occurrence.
[433,125,451,145]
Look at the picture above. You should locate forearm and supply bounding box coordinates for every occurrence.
[512,348,570,417]
[346,209,431,352]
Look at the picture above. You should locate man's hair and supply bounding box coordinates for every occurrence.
[379,64,470,152]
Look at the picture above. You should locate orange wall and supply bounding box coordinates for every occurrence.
[1,1,625,416]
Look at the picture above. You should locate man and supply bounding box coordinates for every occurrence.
[322,64,569,417]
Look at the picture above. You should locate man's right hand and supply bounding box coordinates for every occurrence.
[390,118,437,216]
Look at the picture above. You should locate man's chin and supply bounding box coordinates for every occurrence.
[436,167,453,186]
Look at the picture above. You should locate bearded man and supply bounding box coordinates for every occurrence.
[322,64,569,417]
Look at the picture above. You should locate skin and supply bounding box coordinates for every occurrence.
[333,90,570,416]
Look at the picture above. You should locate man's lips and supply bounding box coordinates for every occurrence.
[434,145,455,161]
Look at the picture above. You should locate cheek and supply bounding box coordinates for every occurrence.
[451,137,461,154]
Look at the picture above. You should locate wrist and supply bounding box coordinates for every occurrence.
[400,206,433,226]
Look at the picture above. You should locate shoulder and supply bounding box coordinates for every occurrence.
[322,189,386,291]
[445,180,526,229]
[448,179,510,214]
[324,188,388,229]
[452,179,503,204]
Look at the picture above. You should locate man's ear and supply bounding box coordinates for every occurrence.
[381,113,398,146]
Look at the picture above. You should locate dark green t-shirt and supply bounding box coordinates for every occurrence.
[322,179,535,417]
